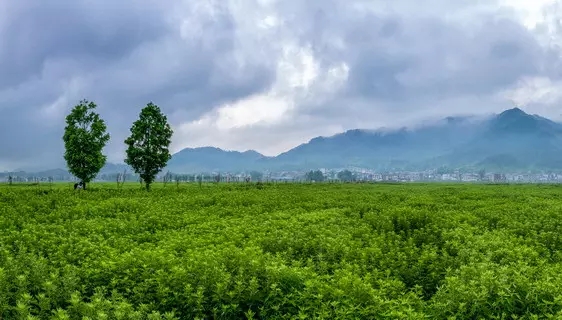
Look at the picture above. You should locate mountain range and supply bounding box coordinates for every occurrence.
[5,107,562,176]
[165,107,562,173]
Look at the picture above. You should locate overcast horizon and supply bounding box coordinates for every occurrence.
[2,0,562,171]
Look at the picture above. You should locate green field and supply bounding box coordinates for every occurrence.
[2,182,562,319]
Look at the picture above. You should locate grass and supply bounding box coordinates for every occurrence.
[1,182,562,319]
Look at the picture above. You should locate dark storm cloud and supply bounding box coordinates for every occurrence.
[0,0,174,89]
[285,10,549,103]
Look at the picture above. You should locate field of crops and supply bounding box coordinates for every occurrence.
[1,182,562,319]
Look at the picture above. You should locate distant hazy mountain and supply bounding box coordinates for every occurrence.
[267,115,483,171]
[435,108,562,171]
[166,147,267,172]
[100,163,132,174]
[164,108,562,172]
[3,163,134,178]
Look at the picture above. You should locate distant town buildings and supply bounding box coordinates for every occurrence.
[4,168,562,184]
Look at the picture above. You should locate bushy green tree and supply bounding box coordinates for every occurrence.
[63,99,110,190]
[305,170,325,182]
[124,102,173,191]
[337,169,356,182]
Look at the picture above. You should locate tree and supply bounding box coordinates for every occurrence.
[63,99,110,190]
[478,169,486,181]
[305,170,325,182]
[337,170,356,182]
[124,102,173,191]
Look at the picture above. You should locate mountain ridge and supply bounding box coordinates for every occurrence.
[163,107,562,172]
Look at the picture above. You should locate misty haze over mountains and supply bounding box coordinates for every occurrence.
[5,107,562,175]
[163,107,562,173]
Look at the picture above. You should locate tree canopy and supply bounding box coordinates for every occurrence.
[337,170,356,182]
[62,99,110,189]
[305,170,325,182]
[124,102,173,191]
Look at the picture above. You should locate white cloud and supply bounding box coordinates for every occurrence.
[501,0,556,29]
[215,95,293,130]
[173,38,350,155]
[497,76,562,120]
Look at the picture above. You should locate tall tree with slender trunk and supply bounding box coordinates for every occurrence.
[63,99,110,190]
[124,102,173,191]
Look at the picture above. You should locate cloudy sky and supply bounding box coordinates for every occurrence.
[1,0,562,170]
